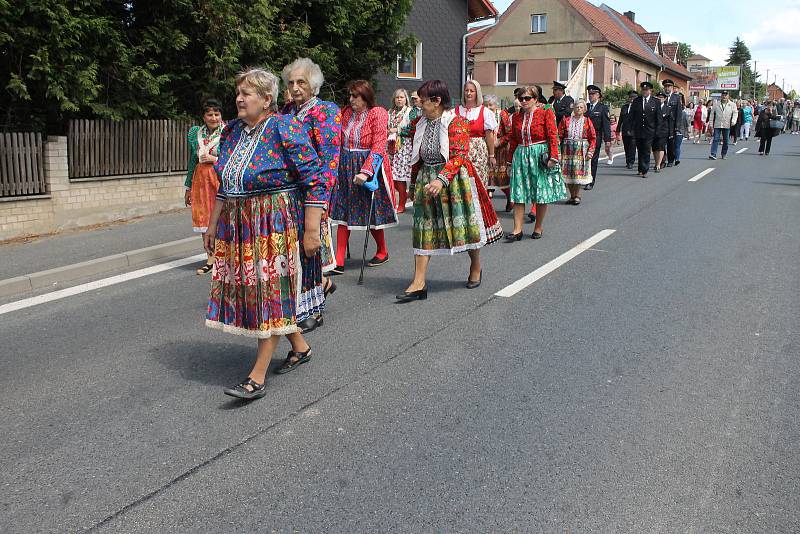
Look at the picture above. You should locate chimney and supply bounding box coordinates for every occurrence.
[623,11,635,22]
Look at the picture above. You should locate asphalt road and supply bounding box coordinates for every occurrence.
[2,135,799,533]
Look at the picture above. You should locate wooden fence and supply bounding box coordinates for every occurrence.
[68,119,192,179]
[0,132,47,198]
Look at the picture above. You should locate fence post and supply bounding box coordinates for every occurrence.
[45,136,70,195]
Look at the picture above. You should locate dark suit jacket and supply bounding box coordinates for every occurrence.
[656,103,671,138]
[617,101,637,137]
[586,101,612,143]
[631,95,661,139]
[665,92,683,134]
[548,95,574,124]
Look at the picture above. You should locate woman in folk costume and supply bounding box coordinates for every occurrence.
[204,68,330,400]
[184,99,224,275]
[280,57,342,338]
[328,80,397,273]
[455,79,498,188]
[485,94,513,211]
[395,80,503,303]
[505,85,566,241]
[558,99,596,205]
[387,88,420,213]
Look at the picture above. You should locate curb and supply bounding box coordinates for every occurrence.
[0,236,204,299]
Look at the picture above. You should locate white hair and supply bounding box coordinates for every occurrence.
[484,94,500,107]
[281,58,325,96]
[236,67,280,110]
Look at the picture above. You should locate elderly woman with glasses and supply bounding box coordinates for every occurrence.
[279,58,342,342]
[388,88,420,213]
[505,85,565,241]
[328,80,397,272]
[204,68,330,400]
[395,80,503,302]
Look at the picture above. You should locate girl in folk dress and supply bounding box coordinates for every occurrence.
[505,85,566,241]
[558,100,597,205]
[328,80,397,272]
[395,80,503,303]
[184,99,224,275]
[455,80,497,188]
[388,88,420,213]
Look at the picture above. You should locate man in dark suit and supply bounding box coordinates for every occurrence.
[631,81,660,178]
[584,85,612,190]
[662,79,683,167]
[548,81,574,124]
[617,90,639,169]
[653,91,672,173]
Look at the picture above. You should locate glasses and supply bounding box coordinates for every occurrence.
[519,96,535,102]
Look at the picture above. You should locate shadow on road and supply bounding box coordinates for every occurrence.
[151,340,268,387]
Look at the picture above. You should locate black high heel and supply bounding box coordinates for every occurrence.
[395,287,427,303]
[323,279,337,297]
[504,232,523,242]
[465,271,482,289]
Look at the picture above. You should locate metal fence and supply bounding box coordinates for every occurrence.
[68,119,192,179]
[0,132,47,198]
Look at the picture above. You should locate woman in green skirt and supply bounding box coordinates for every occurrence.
[395,80,503,302]
[506,86,566,240]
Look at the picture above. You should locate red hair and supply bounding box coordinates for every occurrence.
[347,79,376,109]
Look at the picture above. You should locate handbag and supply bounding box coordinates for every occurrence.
[769,119,785,130]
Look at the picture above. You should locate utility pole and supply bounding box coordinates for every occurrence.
[753,61,757,100]
[766,69,770,99]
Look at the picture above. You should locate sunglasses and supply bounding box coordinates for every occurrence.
[519,95,535,102]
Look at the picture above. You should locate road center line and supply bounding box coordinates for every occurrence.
[495,229,616,298]
[0,254,207,316]
[736,147,748,154]
[689,168,714,182]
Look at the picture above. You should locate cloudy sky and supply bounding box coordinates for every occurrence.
[490,0,800,94]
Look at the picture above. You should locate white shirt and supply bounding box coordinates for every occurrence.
[456,105,499,131]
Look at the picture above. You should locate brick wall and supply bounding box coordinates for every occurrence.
[0,136,185,241]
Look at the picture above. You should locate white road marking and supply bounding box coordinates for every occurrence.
[495,229,616,298]
[599,149,626,161]
[736,147,748,154]
[688,168,715,182]
[0,254,207,316]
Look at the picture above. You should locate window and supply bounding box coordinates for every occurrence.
[646,73,652,83]
[397,42,423,79]
[531,14,547,33]
[496,62,518,85]
[612,61,622,85]
[557,58,581,83]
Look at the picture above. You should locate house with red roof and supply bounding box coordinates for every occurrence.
[469,0,692,102]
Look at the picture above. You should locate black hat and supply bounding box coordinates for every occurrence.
[721,90,729,96]
[656,91,667,97]
[628,90,639,96]
[662,79,674,87]
[552,81,567,90]
[640,81,653,90]
[586,84,601,94]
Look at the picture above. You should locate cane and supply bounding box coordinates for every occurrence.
[358,190,375,285]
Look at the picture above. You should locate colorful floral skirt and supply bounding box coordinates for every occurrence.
[509,144,567,205]
[206,191,323,338]
[319,213,335,273]
[190,163,220,233]
[413,161,503,255]
[560,139,593,185]
[488,143,510,188]
[329,149,398,230]
[391,138,413,183]
[468,137,489,187]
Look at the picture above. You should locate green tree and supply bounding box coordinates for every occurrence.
[676,43,694,66]
[1,0,414,133]
[725,36,763,99]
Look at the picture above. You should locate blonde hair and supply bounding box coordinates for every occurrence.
[281,58,325,96]
[392,88,410,109]
[522,85,541,100]
[236,68,280,110]
[463,80,484,107]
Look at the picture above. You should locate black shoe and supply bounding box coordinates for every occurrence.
[531,231,543,239]
[367,255,389,267]
[323,279,337,297]
[573,197,581,205]
[583,182,594,191]
[527,213,536,223]
[708,155,717,160]
[654,167,660,173]
[626,164,633,169]
[465,271,482,289]
[666,162,673,167]
[275,348,312,374]
[329,265,344,275]
[223,378,267,400]
[298,316,322,334]
[504,232,523,242]
[395,287,427,302]
[674,160,680,166]
[641,173,648,178]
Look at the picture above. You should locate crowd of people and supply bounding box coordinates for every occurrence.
[181,58,791,400]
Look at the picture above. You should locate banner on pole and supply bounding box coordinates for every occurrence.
[688,66,741,91]
[564,51,592,102]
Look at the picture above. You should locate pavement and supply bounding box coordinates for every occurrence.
[1,135,799,533]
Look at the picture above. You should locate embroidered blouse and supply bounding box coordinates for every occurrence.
[495,109,513,149]
[184,124,223,189]
[213,116,328,209]
[282,98,342,198]
[408,111,473,186]
[455,105,499,132]
[507,107,559,163]
[558,115,597,148]
[340,106,390,178]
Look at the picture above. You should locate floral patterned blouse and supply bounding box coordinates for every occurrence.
[340,106,391,179]
[558,115,597,146]
[408,113,473,186]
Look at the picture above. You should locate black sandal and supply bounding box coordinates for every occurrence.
[275,348,312,374]
[329,265,344,275]
[196,263,213,275]
[323,279,337,297]
[223,378,267,400]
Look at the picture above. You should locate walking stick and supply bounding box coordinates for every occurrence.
[358,190,375,285]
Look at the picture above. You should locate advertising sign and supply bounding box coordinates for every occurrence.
[689,66,741,91]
